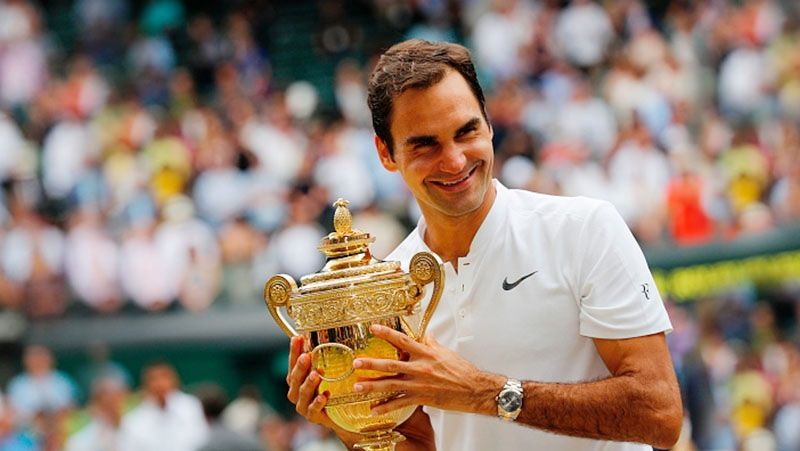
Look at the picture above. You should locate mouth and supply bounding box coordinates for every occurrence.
[429,163,480,192]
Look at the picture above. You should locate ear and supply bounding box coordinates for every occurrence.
[375,135,398,172]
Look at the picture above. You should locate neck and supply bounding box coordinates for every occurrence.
[421,183,496,267]
[100,411,122,428]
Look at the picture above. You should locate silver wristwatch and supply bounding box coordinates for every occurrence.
[496,378,524,421]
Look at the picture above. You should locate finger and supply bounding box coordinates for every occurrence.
[354,378,419,395]
[353,357,414,374]
[308,391,330,422]
[296,370,321,416]
[308,389,329,415]
[288,336,305,376]
[287,353,311,403]
[370,324,426,354]
[421,333,440,347]
[371,394,418,416]
[308,391,337,429]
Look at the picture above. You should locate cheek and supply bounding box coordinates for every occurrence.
[401,157,431,183]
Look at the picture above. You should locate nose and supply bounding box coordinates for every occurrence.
[438,142,467,174]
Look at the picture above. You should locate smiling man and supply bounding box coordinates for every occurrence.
[286,39,682,450]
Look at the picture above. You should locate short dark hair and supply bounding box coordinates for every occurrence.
[195,383,228,420]
[367,39,489,156]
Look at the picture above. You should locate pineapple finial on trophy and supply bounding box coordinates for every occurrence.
[333,198,352,235]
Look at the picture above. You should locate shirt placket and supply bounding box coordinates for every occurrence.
[454,257,474,342]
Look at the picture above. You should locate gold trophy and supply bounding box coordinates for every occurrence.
[264,199,444,451]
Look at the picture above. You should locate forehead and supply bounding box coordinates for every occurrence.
[389,70,483,140]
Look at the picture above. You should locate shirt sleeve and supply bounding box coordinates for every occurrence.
[574,200,672,339]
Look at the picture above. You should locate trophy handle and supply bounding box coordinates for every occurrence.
[264,274,300,337]
[409,252,443,337]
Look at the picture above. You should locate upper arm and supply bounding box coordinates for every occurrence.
[396,406,435,451]
[575,201,671,339]
[592,332,674,379]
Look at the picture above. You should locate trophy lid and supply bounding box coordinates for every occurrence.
[317,198,374,258]
[297,199,403,293]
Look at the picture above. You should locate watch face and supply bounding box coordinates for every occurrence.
[499,390,523,412]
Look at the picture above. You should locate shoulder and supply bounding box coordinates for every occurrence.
[65,423,94,451]
[504,188,614,230]
[170,391,203,411]
[51,370,75,385]
[7,374,27,389]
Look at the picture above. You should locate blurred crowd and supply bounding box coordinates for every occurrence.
[0,344,345,451]
[0,0,798,317]
[0,0,799,449]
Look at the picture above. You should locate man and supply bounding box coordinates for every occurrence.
[287,39,682,450]
[117,362,208,451]
[195,384,262,451]
[7,345,77,424]
[65,375,129,451]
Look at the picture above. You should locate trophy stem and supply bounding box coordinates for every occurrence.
[353,431,405,451]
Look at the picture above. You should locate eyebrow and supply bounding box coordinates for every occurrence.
[455,117,481,137]
[403,117,482,148]
[404,134,438,148]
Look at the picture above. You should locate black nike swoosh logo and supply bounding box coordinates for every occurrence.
[502,271,538,291]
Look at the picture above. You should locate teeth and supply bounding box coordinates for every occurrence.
[440,173,470,186]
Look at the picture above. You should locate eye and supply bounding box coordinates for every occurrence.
[456,127,478,139]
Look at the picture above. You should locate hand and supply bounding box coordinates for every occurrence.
[286,335,335,428]
[351,324,504,416]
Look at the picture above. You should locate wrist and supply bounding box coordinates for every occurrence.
[473,372,506,416]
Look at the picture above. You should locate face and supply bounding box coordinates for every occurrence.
[376,70,494,222]
[144,366,178,402]
[24,346,53,377]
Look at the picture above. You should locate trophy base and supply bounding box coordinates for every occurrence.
[353,431,405,451]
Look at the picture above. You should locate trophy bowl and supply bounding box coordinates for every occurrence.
[264,199,443,451]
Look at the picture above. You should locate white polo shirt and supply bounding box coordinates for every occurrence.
[387,181,672,451]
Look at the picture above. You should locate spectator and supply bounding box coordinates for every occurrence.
[221,385,276,437]
[553,77,617,159]
[470,0,537,84]
[0,0,47,110]
[196,384,261,451]
[555,0,613,69]
[65,375,129,451]
[156,195,221,311]
[0,112,28,182]
[0,394,37,450]
[254,190,325,280]
[1,197,67,317]
[7,345,77,424]
[76,343,132,396]
[64,208,122,313]
[607,118,671,242]
[118,362,208,451]
[118,216,175,311]
[718,37,773,121]
[666,166,715,245]
[217,216,266,305]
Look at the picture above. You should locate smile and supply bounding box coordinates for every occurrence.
[429,164,479,190]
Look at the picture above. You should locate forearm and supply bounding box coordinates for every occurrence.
[514,375,681,448]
